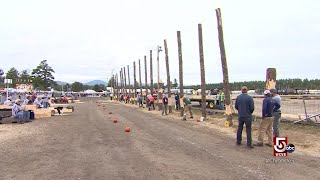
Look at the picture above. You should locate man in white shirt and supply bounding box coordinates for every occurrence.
[4,96,13,106]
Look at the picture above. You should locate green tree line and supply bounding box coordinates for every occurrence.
[0,60,107,92]
[184,78,320,90]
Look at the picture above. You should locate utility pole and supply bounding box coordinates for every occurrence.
[177,31,184,117]
[216,8,232,127]
[164,39,172,113]
[198,23,207,120]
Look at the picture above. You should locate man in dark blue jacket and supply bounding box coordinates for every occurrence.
[256,90,276,147]
[235,86,255,148]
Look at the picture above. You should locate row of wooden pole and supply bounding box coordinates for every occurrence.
[112,8,233,126]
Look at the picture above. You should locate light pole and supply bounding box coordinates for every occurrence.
[4,78,12,99]
[157,45,162,106]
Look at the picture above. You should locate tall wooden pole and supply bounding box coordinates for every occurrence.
[139,59,143,97]
[150,50,154,95]
[198,24,207,119]
[164,39,172,113]
[120,69,123,96]
[266,68,277,89]
[112,73,116,100]
[127,65,131,101]
[216,8,232,127]
[116,73,119,101]
[177,31,184,117]
[157,46,161,107]
[124,66,127,97]
[133,61,137,105]
[144,55,148,96]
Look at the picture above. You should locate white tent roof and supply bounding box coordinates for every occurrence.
[84,89,96,93]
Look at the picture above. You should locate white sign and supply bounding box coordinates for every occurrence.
[4,79,12,84]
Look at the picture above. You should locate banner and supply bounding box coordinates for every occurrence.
[16,84,33,91]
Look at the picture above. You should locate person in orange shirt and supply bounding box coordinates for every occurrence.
[148,95,155,111]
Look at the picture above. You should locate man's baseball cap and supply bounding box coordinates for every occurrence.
[264,90,271,95]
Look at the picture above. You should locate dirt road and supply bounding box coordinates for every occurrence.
[0,98,319,180]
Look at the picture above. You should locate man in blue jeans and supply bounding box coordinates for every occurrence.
[235,86,255,148]
[12,99,31,124]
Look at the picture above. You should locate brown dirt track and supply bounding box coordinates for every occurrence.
[0,97,319,180]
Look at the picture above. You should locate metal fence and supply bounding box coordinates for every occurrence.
[231,97,320,122]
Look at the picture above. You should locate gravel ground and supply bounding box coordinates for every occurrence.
[0,98,319,180]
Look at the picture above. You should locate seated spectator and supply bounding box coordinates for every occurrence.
[33,97,43,108]
[4,96,13,106]
[12,99,31,124]
[23,96,33,105]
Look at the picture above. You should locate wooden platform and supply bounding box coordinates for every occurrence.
[34,109,54,119]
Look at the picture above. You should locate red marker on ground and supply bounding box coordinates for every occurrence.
[125,127,131,132]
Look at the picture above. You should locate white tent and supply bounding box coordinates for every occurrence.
[84,89,96,94]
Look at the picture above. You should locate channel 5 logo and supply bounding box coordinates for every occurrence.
[274,137,295,156]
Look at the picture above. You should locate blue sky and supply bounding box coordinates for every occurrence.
[0,0,319,84]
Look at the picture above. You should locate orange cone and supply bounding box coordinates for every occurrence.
[113,117,118,123]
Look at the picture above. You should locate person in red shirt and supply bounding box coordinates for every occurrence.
[148,95,155,111]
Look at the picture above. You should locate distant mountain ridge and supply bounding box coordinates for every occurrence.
[56,80,106,86]
[84,80,106,86]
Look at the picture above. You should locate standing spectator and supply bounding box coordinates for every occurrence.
[162,95,168,115]
[235,86,255,148]
[4,96,13,106]
[182,95,193,120]
[175,93,180,110]
[256,90,276,147]
[218,90,225,107]
[270,88,281,137]
[138,95,143,107]
[33,97,43,108]
[42,93,49,108]
[148,95,155,111]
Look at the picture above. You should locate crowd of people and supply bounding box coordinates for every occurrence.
[115,92,194,120]
[0,92,75,124]
[114,86,281,148]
